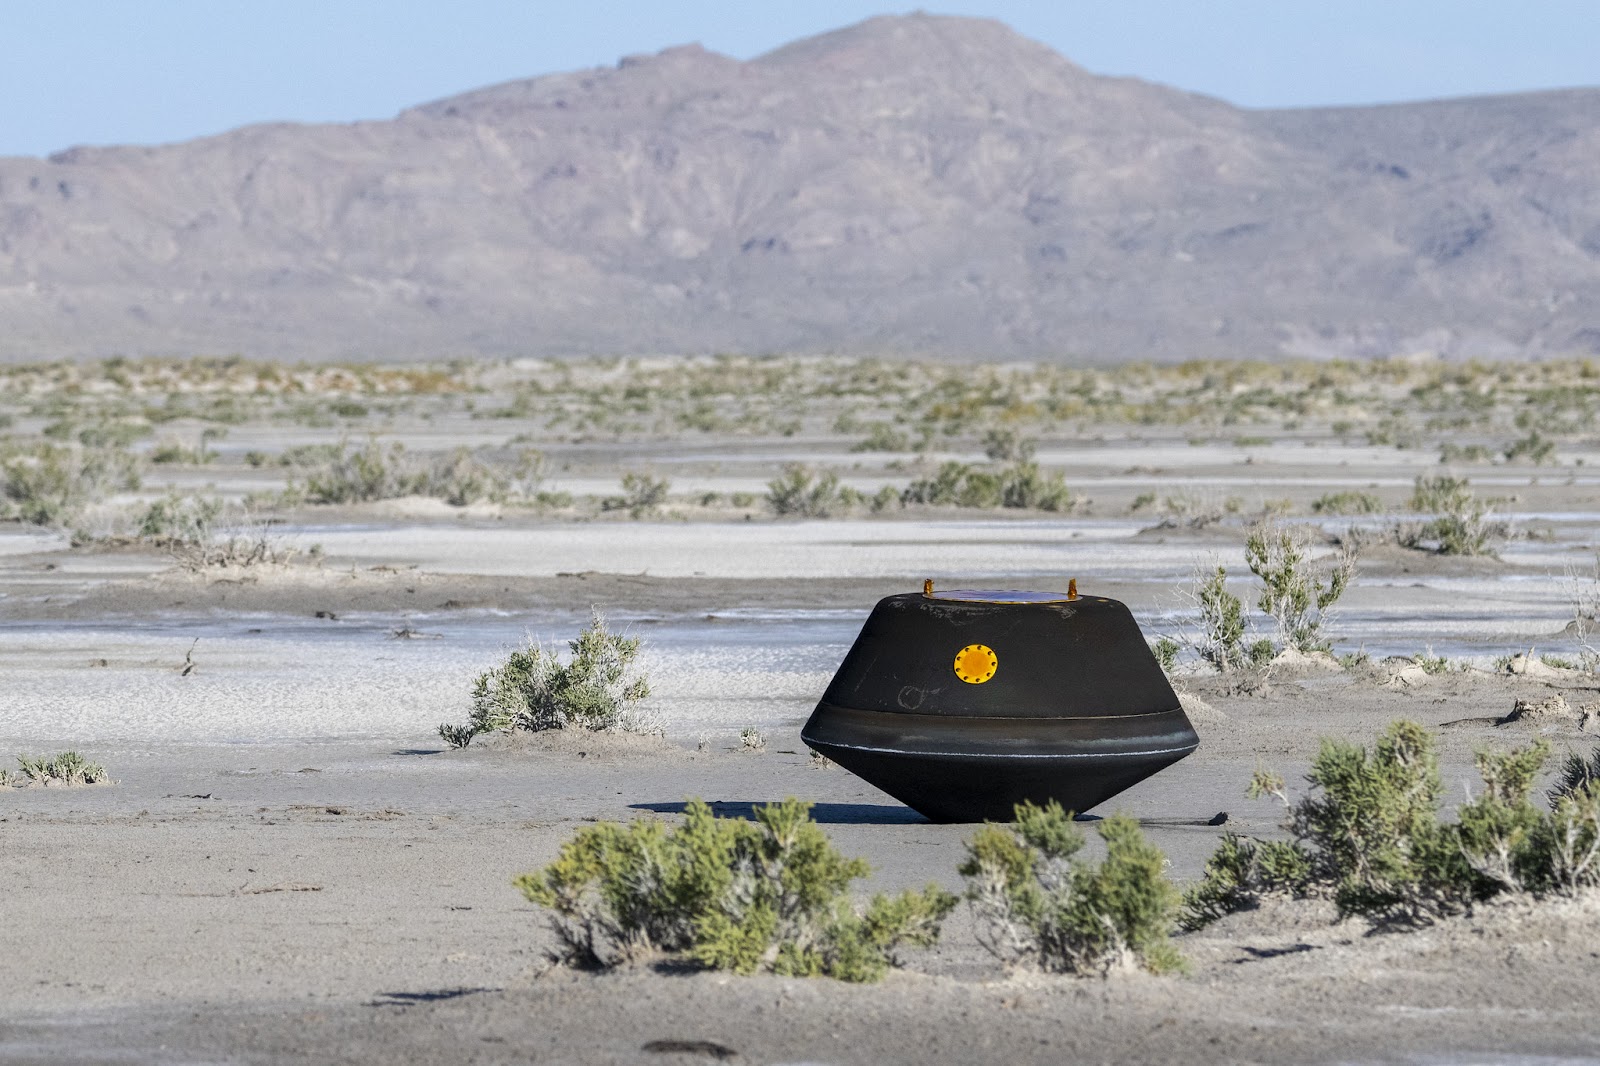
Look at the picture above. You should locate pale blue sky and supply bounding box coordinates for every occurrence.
[3,1,1596,158]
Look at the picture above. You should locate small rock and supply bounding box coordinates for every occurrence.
[1179,692,1228,724]
[1501,654,1575,679]
[1269,648,1342,674]
[1498,692,1575,725]
[1378,656,1432,689]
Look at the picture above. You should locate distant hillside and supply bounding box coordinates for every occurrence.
[2,13,1598,362]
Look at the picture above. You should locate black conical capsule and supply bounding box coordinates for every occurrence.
[801,587,1198,822]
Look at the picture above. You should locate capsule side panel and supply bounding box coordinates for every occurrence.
[820,593,1178,719]
[802,704,1198,823]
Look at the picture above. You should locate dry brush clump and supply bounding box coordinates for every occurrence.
[0,443,142,528]
[765,464,849,518]
[7,354,1600,458]
[1170,524,1356,674]
[1401,475,1509,557]
[1183,721,1600,931]
[439,611,652,748]
[1177,563,1273,673]
[516,798,956,982]
[290,439,545,508]
[601,472,670,518]
[900,458,1072,512]
[960,802,1185,976]
[134,492,296,570]
[1245,520,1356,654]
[2,751,109,788]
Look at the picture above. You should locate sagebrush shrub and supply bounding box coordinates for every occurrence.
[1244,521,1355,653]
[766,464,845,517]
[10,751,108,786]
[852,423,911,452]
[602,472,670,518]
[1407,475,1506,557]
[960,802,1185,976]
[901,460,1070,511]
[299,439,419,503]
[1310,491,1382,515]
[516,798,955,982]
[1190,724,1600,929]
[1550,748,1600,805]
[1288,720,1465,919]
[999,461,1072,511]
[1180,831,1312,930]
[439,610,650,746]
[296,439,538,506]
[138,491,224,547]
[0,444,142,527]
[1184,563,1270,672]
[981,428,1036,463]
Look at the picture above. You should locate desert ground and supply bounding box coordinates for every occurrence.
[4,355,1600,1064]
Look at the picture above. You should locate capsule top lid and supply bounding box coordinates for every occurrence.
[926,589,1073,603]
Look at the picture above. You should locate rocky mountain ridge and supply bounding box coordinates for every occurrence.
[2,13,1597,362]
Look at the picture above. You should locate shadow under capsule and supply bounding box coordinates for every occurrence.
[628,799,930,825]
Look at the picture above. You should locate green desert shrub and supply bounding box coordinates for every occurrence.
[1406,475,1506,556]
[148,428,224,465]
[298,439,421,503]
[1184,564,1271,672]
[515,798,956,982]
[902,460,1070,511]
[0,444,142,527]
[77,421,151,449]
[851,423,911,452]
[137,491,225,548]
[1189,724,1600,929]
[1310,491,1382,515]
[440,611,651,746]
[902,461,987,508]
[1180,831,1312,931]
[1438,443,1494,465]
[10,751,108,786]
[1244,521,1355,654]
[766,464,846,518]
[295,440,540,507]
[1153,491,1235,530]
[276,443,345,468]
[601,472,670,518]
[870,485,900,513]
[135,492,294,569]
[417,448,500,507]
[960,802,1185,976]
[999,461,1072,511]
[424,447,544,507]
[1287,721,1468,920]
[1550,749,1600,805]
[1503,430,1556,465]
[1414,648,1451,675]
[981,428,1036,463]
[1149,636,1180,673]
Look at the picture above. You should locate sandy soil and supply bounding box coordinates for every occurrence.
[6,550,1600,1063]
[5,396,1600,1062]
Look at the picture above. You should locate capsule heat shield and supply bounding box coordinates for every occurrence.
[801,590,1198,822]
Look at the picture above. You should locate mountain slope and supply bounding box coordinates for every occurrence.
[1,13,1597,361]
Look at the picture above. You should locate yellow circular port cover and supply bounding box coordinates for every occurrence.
[953,644,999,684]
